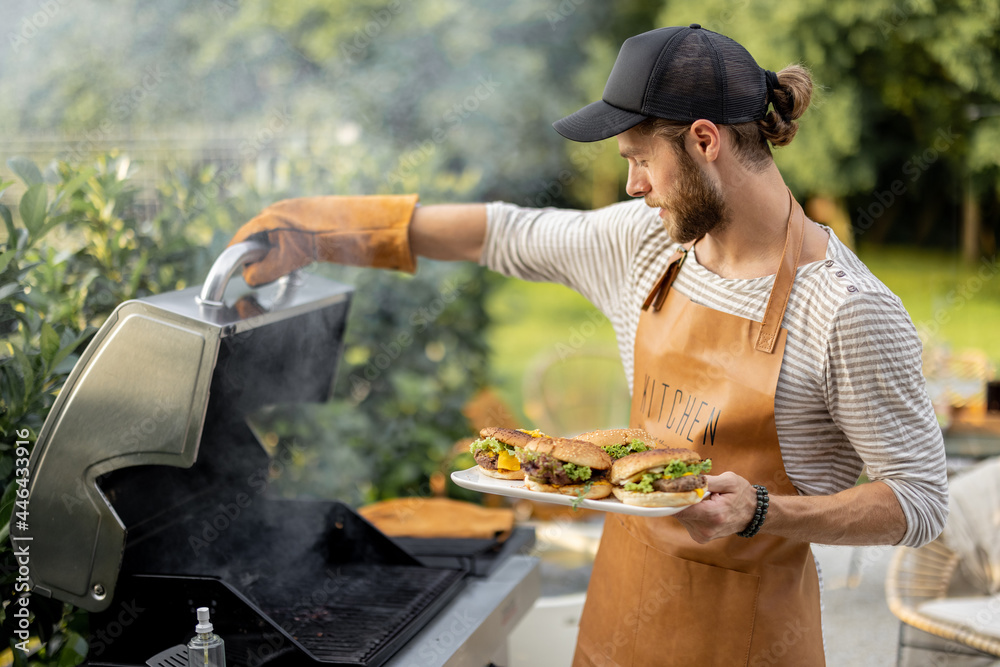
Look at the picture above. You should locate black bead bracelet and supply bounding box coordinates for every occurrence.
[736,484,769,538]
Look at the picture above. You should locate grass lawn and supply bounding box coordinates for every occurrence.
[485,246,1000,429]
[856,245,1000,361]
[485,279,617,427]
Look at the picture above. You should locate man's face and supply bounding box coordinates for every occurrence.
[617,125,729,243]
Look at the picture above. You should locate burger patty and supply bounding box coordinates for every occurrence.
[652,474,706,493]
[523,454,607,486]
[474,450,499,470]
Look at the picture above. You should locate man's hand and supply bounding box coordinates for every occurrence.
[227,195,419,286]
[673,472,757,543]
[675,474,909,546]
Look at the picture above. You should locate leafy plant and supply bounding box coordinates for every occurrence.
[0,163,98,666]
[0,154,234,665]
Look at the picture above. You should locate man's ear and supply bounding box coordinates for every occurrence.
[689,119,721,163]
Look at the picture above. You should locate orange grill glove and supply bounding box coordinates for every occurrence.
[227,194,419,286]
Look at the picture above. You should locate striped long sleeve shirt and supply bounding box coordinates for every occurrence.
[481,198,948,548]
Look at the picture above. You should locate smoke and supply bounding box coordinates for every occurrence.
[0,0,613,207]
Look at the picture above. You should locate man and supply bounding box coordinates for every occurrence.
[230,25,948,666]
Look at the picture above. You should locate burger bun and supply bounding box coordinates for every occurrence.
[477,466,525,481]
[611,447,703,485]
[525,478,612,499]
[522,437,612,471]
[611,485,703,507]
[479,427,537,449]
[575,428,667,449]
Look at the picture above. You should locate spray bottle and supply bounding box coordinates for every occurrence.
[187,607,226,667]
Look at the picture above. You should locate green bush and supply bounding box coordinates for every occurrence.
[0,153,230,665]
[0,155,491,664]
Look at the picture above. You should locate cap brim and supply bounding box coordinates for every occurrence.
[552,100,648,142]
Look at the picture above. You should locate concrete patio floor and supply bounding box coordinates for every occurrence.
[815,544,900,666]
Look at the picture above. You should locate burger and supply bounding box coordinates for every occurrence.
[610,448,712,507]
[518,437,613,499]
[468,427,546,480]
[575,428,667,460]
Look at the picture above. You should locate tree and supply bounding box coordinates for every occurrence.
[650,0,1000,256]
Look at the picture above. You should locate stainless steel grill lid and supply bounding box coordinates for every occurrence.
[15,242,353,611]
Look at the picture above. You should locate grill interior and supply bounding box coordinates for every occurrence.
[262,565,463,663]
[90,500,467,667]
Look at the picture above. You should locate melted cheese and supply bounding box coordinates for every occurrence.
[497,451,521,471]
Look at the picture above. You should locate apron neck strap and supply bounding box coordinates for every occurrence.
[641,189,807,354]
[755,189,806,353]
[642,240,696,312]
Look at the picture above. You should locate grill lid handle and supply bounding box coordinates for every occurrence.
[196,239,271,307]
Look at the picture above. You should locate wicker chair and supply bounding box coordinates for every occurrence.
[886,541,1000,662]
[522,344,630,438]
[885,457,1000,665]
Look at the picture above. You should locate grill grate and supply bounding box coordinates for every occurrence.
[261,565,463,664]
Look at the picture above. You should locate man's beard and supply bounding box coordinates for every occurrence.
[646,147,729,243]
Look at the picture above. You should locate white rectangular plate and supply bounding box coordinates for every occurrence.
[450,467,704,517]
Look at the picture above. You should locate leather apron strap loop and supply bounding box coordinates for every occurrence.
[642,242,695,312]
[755,190,806,353]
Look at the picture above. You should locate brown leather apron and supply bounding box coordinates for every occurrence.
[573,195,825,667]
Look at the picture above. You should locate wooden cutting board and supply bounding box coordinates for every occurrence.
[359,497,514,541]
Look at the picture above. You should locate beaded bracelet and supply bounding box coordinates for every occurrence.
[736,484,769,538]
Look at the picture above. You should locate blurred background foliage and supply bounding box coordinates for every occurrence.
[1,0,998,252]
[662,0,1000,251]
[1,0,1000,663]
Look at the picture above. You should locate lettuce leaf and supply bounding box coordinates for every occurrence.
[561,462,592,482]
[623,474,657,493]
[515,446,536,462]
[470,439,539,466]
[664,458,712,477]
[601,439,650,460]
[623,458,713,493]
[469,437,507,456]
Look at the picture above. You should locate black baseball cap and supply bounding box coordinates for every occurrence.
[553,24,771,142]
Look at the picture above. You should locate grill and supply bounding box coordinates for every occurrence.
[17,242,538,667]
